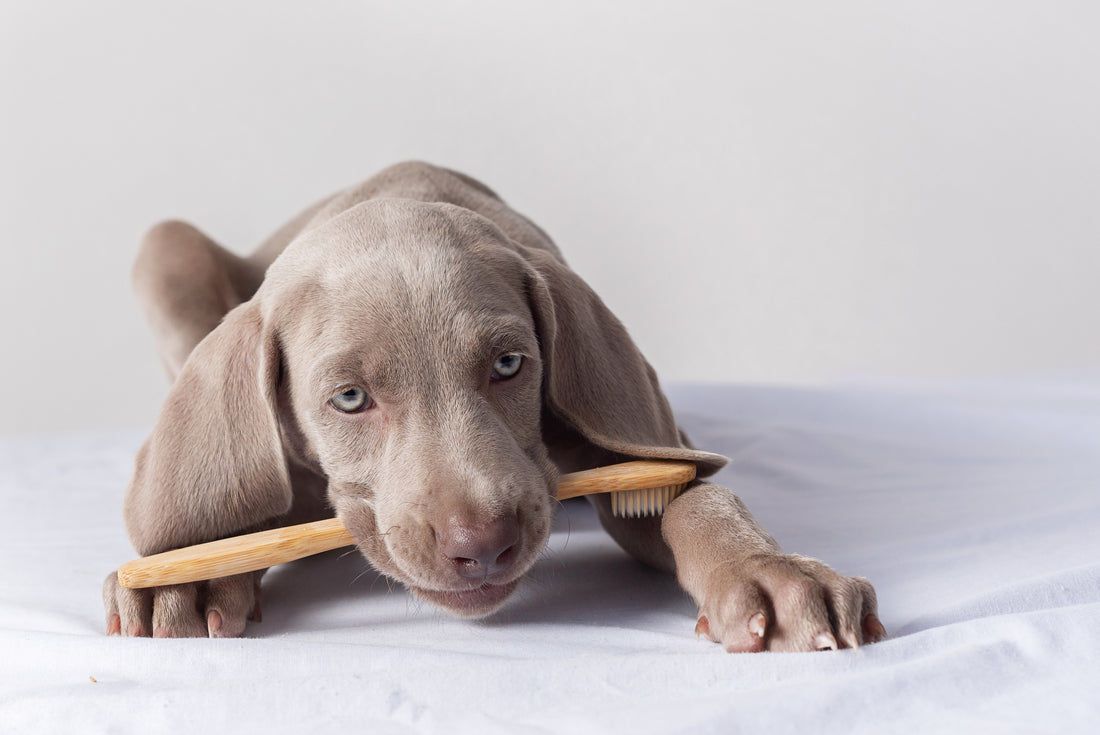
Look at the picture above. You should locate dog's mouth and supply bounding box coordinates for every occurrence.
[409,578,521,618]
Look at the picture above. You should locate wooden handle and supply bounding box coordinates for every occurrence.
[117,518,354,590]
[116,459,696,589]
[554,459,695,500]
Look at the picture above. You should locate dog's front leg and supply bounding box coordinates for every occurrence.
[658,482,885,652]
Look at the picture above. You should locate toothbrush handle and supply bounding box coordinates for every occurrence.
[116,459,697,588]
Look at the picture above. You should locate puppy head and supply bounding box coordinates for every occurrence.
[261,199,558,615]
[130,196,728,619]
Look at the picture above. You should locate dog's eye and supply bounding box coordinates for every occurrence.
[330,387,371,413]
[491,353,524,381]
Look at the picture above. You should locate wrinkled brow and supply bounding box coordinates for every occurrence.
[308,313,537,395]
[474,314,538,355]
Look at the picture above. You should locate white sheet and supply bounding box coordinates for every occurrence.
[2,379,1098,733]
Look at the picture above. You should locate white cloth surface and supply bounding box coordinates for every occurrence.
[2,379,1098,734]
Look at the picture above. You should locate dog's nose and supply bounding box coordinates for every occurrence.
[439,514,521,579]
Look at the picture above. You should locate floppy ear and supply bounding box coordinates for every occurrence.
[124,302,293,555]
[523,248,728,478]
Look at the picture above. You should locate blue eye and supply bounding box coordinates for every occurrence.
[491,353,523,381]
[330,387,371,413]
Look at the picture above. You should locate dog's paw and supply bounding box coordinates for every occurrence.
[102,570,263,638]
[693,553,884,653]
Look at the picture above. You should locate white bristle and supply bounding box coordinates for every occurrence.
[610,483,686,518]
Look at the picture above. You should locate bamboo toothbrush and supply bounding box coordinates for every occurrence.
[116,459,696,589]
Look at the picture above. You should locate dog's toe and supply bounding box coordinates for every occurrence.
[152,584,207,638]
[863,613,888,643]
[204,572,260,638]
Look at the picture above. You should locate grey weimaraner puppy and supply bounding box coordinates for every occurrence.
[103,162,884,651]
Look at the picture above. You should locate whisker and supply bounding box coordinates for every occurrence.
[548,498,573,555]
[351,564,377,586]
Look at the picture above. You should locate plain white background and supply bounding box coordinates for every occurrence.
[2,0,1098,435]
